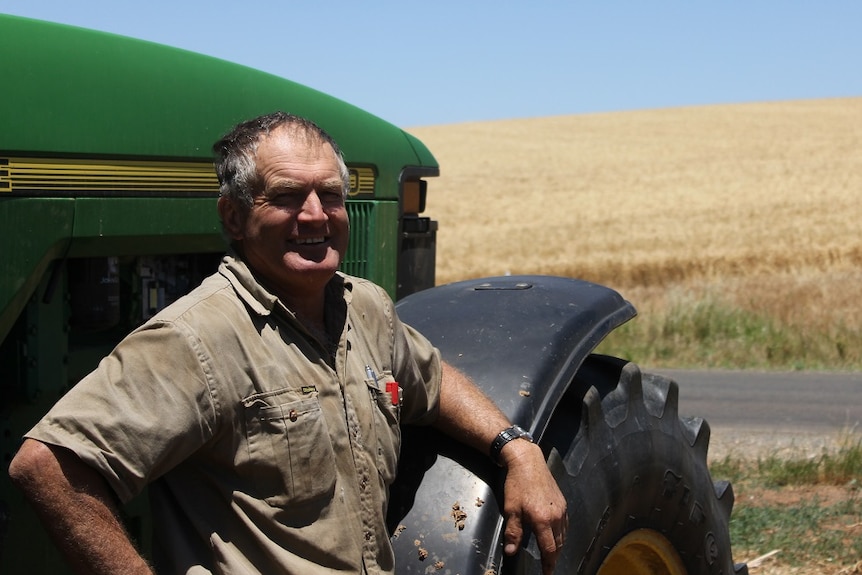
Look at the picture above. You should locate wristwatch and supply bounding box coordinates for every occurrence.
[490,424,534,466]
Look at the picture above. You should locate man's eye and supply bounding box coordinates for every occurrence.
[321,190,344,204]
[270,192,299,205]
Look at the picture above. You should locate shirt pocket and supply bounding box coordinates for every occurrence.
[365,371,401,486]
[243,390,336,507]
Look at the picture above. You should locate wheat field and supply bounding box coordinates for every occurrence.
[408,98,860,287]
[412,101,861,572]
[407,99,861,368]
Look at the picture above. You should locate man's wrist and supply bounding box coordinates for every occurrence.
[490,424,534,467]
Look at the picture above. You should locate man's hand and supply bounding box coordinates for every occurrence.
[434,361,568,574]
[498,438,568,575]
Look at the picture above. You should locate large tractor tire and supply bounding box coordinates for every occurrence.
[511,355,748,575]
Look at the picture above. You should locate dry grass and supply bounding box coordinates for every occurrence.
[408,98,862,369]
[408,98,861,289]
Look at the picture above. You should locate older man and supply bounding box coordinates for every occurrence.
[9,112,566,574]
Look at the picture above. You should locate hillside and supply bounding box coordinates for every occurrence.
[408,98,861,290]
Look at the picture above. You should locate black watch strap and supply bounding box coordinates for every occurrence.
[490,424,534,466]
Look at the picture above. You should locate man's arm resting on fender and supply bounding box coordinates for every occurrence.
[432,361,568,575]
[8,439,154,575]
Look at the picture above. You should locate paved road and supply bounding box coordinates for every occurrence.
[652,369,862,458]
[656,369,862,432]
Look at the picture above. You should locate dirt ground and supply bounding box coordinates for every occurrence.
[747,562,862,575]
[709,430,861,575]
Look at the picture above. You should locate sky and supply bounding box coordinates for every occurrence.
[2,1,860,128]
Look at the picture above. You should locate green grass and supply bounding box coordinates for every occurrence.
[710,436,862,567]
[596,297,862,371]
[730,497,861,566]
[711,435,862,487]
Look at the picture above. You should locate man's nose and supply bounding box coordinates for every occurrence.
[298,192,327,220]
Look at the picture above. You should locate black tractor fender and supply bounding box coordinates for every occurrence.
[388,275,635,573]
[396,274,635,446]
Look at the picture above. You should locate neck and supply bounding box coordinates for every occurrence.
[280,290,326,331]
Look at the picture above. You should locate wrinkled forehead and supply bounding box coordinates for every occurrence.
[260,125,339,164]
[255,124,338,166]
[267,122,329,149]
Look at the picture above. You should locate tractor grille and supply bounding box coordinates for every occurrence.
[342,202,371,278]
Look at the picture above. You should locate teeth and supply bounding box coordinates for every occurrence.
[296,237,326,245]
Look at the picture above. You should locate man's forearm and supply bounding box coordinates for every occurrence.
[9,439,154,575]
[433,361,512,455]
[434,361,541,467]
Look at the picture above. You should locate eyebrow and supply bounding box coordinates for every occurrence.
[265,177,343,193]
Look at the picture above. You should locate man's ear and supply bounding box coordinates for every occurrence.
[218,197,245,242]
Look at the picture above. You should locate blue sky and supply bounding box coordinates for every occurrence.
[3,1,860,127]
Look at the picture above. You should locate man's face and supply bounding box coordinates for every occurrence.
[221,127,349,298]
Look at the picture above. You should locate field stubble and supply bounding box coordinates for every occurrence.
[408,98,862,370]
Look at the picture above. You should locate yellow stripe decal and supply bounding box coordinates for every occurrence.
[1,158,377,197]
[0,157,218,194]
[348,166,376,197]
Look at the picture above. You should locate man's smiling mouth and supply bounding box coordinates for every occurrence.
[294,237,326,245]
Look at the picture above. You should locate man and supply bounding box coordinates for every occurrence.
[9,112,566,574]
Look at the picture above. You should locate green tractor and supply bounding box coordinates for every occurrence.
[0,15,746,575]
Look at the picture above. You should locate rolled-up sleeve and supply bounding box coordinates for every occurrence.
[390,310,441,427]
[26,319,218,504]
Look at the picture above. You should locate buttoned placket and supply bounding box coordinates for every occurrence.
[334,316,384,573]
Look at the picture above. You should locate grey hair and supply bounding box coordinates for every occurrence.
[212,111,350,211]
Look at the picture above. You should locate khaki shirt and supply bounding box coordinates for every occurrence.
[27,254,442,574]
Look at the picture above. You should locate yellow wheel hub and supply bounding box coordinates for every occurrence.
[597,529,687,575]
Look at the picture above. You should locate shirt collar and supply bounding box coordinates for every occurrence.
[218,252,353,316]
